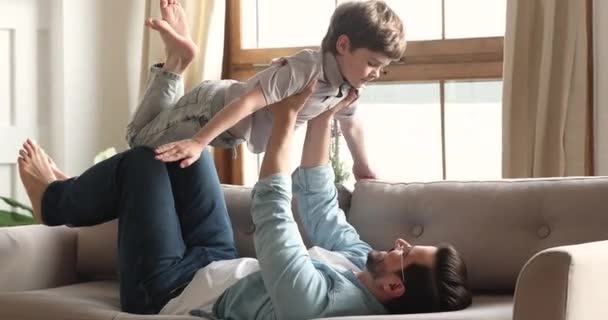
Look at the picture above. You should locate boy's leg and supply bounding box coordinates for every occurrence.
[126,66,184,146]
[126,0,198,147]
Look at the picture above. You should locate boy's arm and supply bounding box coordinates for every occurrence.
[156,55,316,167]
[339,116,377,180]
[252,83,332,320]
[193,86,265,146]
[294,93,372,268]
[154,85,267,167]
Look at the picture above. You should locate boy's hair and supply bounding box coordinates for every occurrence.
[384,244,472,314]
[321,0,406,60]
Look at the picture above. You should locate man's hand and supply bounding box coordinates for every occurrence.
[317,88,359,121]
[268,80,317,119]
[155,138,205,168]
[259,81,317,178]
[353,162,377,181]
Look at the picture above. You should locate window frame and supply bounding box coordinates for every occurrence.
[225,0,505,182]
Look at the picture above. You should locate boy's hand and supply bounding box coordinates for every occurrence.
[155,138,205,168]
[353,162,377,181]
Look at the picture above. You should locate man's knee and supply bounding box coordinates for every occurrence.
[120,146,166,176]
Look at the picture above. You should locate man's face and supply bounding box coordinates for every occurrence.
[366,239,438,281]
[335,36,392,89]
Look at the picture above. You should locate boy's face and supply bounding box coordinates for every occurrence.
[335,35,393,89]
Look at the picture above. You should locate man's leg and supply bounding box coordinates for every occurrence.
[22,143,234,313]
[166,149,237,256]
[115,147,236,314]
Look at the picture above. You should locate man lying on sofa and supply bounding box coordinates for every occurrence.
[17,83,471,319]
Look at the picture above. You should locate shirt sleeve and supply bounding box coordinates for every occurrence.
[292,164,371,269]
[250,173,331,319]
[246,55,318,106]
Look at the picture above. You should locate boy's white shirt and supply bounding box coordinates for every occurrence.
[159,246,361,316]
[223,49,360,153]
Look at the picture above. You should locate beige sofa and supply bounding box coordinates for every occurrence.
[1,176,608,320]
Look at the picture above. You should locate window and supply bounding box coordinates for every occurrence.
[226,0,506,186]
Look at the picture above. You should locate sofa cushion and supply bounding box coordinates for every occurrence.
[0,280,200,320]
[0,225,78,291]
[347,176,608,292]
[0,280,510,320]
[0,281,120,320]
[312,295,512,320]
[75,184,353,279]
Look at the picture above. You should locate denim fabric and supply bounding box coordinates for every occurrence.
[126,65,243,149]
[41,147,238,314]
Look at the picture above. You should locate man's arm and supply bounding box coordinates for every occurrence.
[251,82,333,320]
[294,90,372,268]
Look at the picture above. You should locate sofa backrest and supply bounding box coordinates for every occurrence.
[75,184,352,280]
[76,177,608,292]
[347,176,608,292]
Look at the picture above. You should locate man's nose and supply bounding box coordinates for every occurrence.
[395,238,411,249]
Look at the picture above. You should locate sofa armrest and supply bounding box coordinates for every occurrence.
[0,225,79,291]
[513,240,608,320]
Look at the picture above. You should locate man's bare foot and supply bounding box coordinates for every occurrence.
[47,155,69,180]
[145,0,198,74]
[18,139,58,223]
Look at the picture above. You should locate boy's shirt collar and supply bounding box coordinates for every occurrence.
[321,52,350,97]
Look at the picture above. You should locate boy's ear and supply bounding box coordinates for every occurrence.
[336,34,351,55]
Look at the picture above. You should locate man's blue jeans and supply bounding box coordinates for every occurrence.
[40,147,238,314]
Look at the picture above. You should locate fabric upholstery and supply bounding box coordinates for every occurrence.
[0,225,78,291]
[2,176,608,320]
[513,240,608,320]
[347,176,608,291]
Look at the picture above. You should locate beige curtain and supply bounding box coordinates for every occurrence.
[140,0,226,91]
[594,0,608,175]
[502,0,593,178]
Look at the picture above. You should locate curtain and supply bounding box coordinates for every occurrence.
[502,0,594,177]
[594,0,608,175]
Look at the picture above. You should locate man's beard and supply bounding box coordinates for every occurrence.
[365,250,385,278]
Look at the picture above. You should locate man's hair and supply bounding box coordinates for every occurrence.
[384,244,472,314]
[321,0,406,60]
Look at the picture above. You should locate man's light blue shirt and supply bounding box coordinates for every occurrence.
[213,164,387,320]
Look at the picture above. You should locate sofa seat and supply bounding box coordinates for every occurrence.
[0,280,198,320]
[315,295,513,320]
[0,279,512,320]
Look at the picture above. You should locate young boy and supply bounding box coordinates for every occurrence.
[127,0,406,180]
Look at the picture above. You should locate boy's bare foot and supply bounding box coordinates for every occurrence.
[145,0,198,74]
[159,0,191,39]
[18,139,58,223]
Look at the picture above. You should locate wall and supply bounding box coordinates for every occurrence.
[51,0,145,175]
